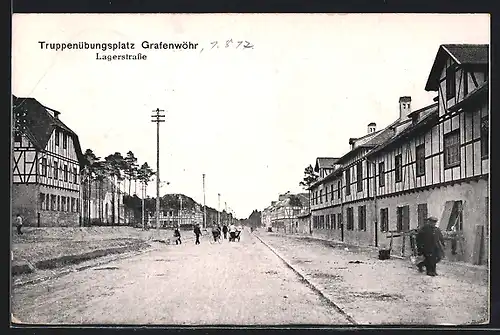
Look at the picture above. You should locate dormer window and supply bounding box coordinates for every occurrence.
[446,66,456,100]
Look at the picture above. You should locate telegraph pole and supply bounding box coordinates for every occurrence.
[202,174,207,228]
[151,108,165,232]
[141,182,145,230]
[217,193,221,226]
[179,194,183,227]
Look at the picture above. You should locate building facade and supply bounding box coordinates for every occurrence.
[147,206,204,229]
[12,96,85,227]
[309,44,489,265]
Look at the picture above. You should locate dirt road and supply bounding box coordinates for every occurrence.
[12,230,350,325]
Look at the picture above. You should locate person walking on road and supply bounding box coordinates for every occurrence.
[222,224,228,239]
[416,216,445,276]
[15,214,23,235]
[194,224,202,245]
[174,226,182,245]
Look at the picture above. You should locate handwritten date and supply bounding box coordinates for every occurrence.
[199,40,254,53]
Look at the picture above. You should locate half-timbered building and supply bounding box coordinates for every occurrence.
[12,95,85,227]
[307,44,489,265]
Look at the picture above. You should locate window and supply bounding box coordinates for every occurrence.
[380,208,389,232]
[41,158,47,176]
[356,162,363,192]
[337,213,342,229]
[345,169,351,195]
[481,116,488,159]
[64,164,68,182]
[313,216,318,229]
[319,190,323,204]
[446,66,456,100]
[57,195,61,211]
[63,134,67,149]
[395,154,402,182]
[346,207,354,230]
[326,214,330,229]
[332,214,336,229]
[62,197,66,212]
[40,193,45,210]
[416,144,426,177]
[396,205,410,232]
[444,130,460,168]
[337,181,341,198]
[71,197,75,212]
[378,162,385,187]
[330,185,334,202]
[73,167,78,183]
[55,130,60,146]
[45,194,50,210]
[51,195,56,211]
[325,187,328,203]
[54,161,58,179]
[358,205,366,231]
[417,203,428,228]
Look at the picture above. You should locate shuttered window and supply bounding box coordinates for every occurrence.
[395,154,402,182]
[346,207,354,230]
[358,205,366,231]
[345,169,351,196]
[379,162,385,187]
[380,208,389,232]
[444,130,460,168]
[396,205,410,232]
[416,144,425,176]
[417,203,428,228]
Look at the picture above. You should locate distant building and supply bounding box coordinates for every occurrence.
[264,193,309,233]
[148,206,203,229]
[12,95,85,227]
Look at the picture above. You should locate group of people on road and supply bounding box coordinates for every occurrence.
[172,222,244,245]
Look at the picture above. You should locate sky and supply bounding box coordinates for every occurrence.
[12,14,490,219]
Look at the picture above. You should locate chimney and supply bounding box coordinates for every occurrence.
[367,122,377,134]
[349,138,357,150]
[399,96,411,119]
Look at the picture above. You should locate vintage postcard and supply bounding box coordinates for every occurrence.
[11,13,490,326]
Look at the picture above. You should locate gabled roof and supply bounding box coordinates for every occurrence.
[425,44,489,91]
[367,103,439,158]
[314,157,340,172]
[13,95,85,166]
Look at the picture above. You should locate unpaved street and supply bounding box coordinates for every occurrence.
[11,230,351,325]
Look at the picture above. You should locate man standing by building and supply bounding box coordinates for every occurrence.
[416,216,445,276]
[15,214,23,235]
[193,223,202,245]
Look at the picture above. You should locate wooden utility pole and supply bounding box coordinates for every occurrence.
[179,194,183,227]
[141,182,145,230]
[217,193,221,226]
[203,174,206,228]
[151,108,165,232]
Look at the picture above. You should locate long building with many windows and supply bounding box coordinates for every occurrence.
[308,44,489,265]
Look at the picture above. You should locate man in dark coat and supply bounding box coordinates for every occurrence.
[416,216,445,276]
[174,226,182,245]
[222,224,228,239]
[193,224,202,245]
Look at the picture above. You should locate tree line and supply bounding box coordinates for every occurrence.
[81,149,155,225]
